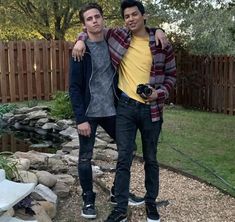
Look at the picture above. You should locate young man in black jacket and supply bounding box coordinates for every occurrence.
[69,3,145,219]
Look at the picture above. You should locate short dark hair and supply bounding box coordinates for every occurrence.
[79,2,103,24]
[120,0,145,18]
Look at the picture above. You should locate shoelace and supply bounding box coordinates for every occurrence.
[84,204,93,209]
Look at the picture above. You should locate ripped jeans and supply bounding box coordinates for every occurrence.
[78,116,116,193]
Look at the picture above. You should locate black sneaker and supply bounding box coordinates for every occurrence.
[110,187,144,206]
[146,203,160,222]
[81,191,96,219]
[128,193,145,206]
[105,210,127,222]
[81,204,96,219]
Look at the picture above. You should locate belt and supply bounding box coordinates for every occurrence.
[120,93,149,106]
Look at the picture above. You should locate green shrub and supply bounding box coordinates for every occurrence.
[50,91,74,119]
[0,152,18,180]
[0,103,18,117]
[27,99,39,108]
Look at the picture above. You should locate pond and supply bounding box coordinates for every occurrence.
[0,129,67,153]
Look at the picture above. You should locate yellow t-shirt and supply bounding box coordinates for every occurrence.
[118,35,152,103]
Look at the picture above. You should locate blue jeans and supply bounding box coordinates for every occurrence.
[114,96,162,213]
[78,116,116,193]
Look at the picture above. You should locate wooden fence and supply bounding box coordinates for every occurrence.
[0,40,235,115]
[176,52,235,115]
[0,40,73,102]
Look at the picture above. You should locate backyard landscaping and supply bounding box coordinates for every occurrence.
[136,105,235,197]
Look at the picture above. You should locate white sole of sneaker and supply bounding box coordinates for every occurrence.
[128,200,145,206]
[81,211,96,219]
[147,218,160,222]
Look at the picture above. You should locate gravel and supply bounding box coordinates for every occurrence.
[54,159,235,222]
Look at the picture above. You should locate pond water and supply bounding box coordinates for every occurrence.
[0,130,67,153]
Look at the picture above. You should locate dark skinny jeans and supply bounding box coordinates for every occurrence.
[114,96,162,213]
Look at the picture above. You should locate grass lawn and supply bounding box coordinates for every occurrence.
[136,106,235,197]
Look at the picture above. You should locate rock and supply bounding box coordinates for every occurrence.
[35,171,57,188]
[97,132,114,143]
[97,162,116,172]
[7,114,26,124]
[62,138,80,152]
[13,122,22,129]
[70,149,79,157]
[42,123,55,130]
[32,184,58,204]
[27,110,48,120]
[52,181,70,198]
[1,207,14,217]
[2,112,14,121]
[30,143,51,149]
[63,154,78,166]
[94,137,108,148]
[32,203,52,222]
[16,158,31,171]
[13,106,49,115]
[94,148,118,161]
[55,174,75,186]
[35,118,49,127]
[48,158,67,173]
[38,201,57,219]
[17,170,38,184]
[59,126,78,139]
[14,151,49,170]
[0,118,7,128]
[34,128,47,135]
[107,143,117,150]
[53,119,72,131]
[67,166,78,177]
[20,118,30,125]
[29,120,37,127]
[58,119,73,125]
[14,208,37,221]
[92,165,104,177]
[56,149,67,156]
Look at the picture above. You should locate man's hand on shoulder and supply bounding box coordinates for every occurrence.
[155,29,169,50]
[72,41,86,62]
[77,122,91,137]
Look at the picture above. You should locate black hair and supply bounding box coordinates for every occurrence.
[79,2,103,24]
[120,0,145,18]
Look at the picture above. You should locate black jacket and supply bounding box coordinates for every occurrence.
[69,47,118,124]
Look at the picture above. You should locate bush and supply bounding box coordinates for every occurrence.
[0,103,18,117]
[27,99,39,108]
[0,152,18,180]
[50,91,74,119]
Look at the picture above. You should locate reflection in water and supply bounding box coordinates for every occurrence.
[0,130,67,153]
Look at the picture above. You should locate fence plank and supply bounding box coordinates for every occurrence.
[0,42,7,103]
[8,42,16,102]
[64,41,72,91]
[51,41,57,94]
[43,41,50,100]
[25,41,33,100]
[34,41,41,99]
[17,41,24,101]
[223,56,228,114]
[58,40,64,91]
